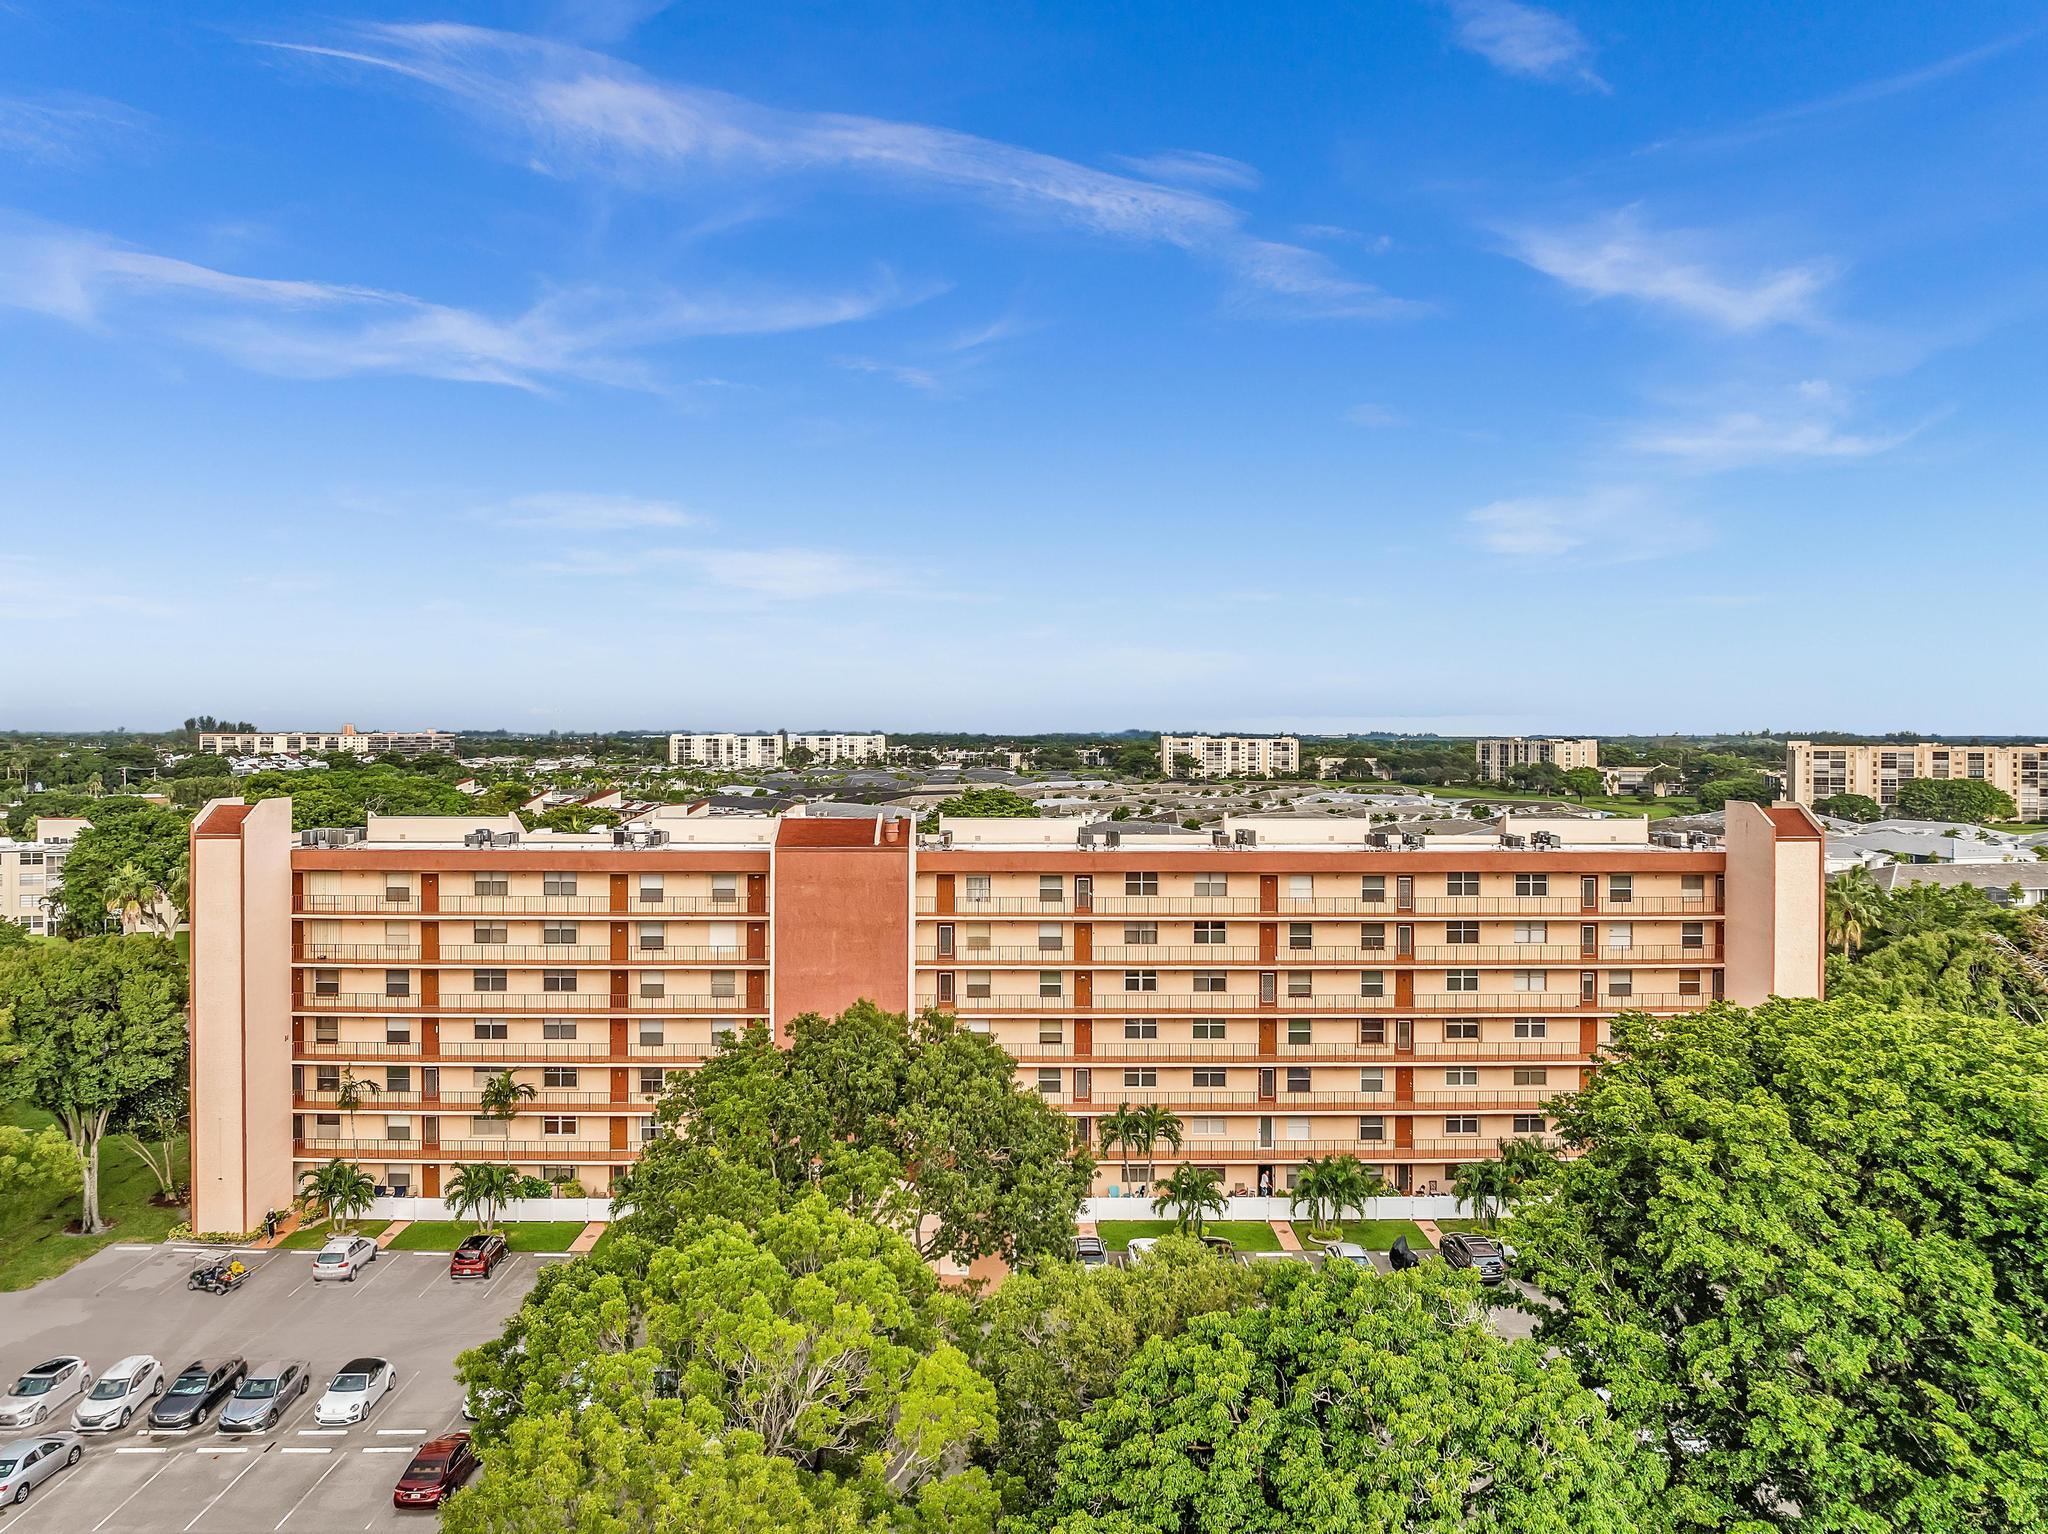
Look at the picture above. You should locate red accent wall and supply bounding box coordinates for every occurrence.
[772,825,912,1025]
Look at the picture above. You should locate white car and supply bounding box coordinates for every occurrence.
[313,1358,395,1425]
[0,1359,92,1430]
[311,1235,379,1282]
[1124,1238,1159,1263]
[1326,1241,1374,1267]
[0,1433,84,1505]
[71,1356,163,1433]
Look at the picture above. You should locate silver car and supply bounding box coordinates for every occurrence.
[72,1356,164,1433]
[219,1360,311,1434]
[1326,1241,1375,1267]
[0,1433,83,1505]
[0,1359,92,1430]
[311,1235,379,1281]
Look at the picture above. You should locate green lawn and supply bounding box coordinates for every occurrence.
[0,1104,189,1291]
[1293,1220,1434,1250]
[1432,1218,1509,1235]
[278,1219,392,1249]
[1093,1220,1282,1253]
[385,1219,589,1253]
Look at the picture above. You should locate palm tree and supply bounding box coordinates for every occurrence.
[476,1070,537,1124]
[105,861,160,936]
[1098,1104,1142,1186]
[1826,867,1887,958]
[297,1158,375,1233]
[1288,1154,1388,1237]
[332,1068,381,1113]
[1130,1104,1184,1161]
[1496,1136,1557,1192]
[445,1163,523,1232]
[1152,1164,1225,1236]
[1450,1159,1518,1229]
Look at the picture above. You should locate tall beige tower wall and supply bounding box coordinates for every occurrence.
[1723,801,1826,1005]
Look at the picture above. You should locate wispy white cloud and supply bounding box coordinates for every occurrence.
[262,24,1411,320]
[1466,485,1707,563]
[0,92,147,166]
[1446,0,1607,92]
[487,491,699,529]
[0,215,911,389]
[1630,412,1906,469]
[835,355,943,392]
[1343,402,1407,428]
[1504,208,1829,331]
[542,541,913,600]
[1109,149,1260,190]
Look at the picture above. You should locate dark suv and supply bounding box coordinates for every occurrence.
[450,1233,509,1279]
[149,1359,247,1430]
[1439,1232,1508,1284]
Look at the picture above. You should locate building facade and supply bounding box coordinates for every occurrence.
[1784,739,2048,819]
[1475,737,1601,782]
[668,732,888,769]
[1159,735,1301,779]
[198,724,455,758]
[0,816,87,935]
[187,797,1824,1234]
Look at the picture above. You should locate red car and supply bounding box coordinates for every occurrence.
[392,1432,479,1507]
[449,1233,508,1278]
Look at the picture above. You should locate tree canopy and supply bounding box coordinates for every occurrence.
[1895,777,2018,824]
[933,787,1040,819]
[1812,792,1883,822]
[52,803,188,936]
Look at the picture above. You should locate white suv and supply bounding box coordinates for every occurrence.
[310,1234,379,1282]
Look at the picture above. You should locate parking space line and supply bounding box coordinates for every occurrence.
[279,1447,331,1455]
[114,1446,168,1454]
[297,1428,345,1436]
[274,1450,346,1528]
[95,1246,175,1295]
[379,1371,421,1416]
[195,1445,248,1453]
[374,1428,425,1435]
[361,1446,412,1453]
[183,1447,268,1533]
[91,1450,180,1530]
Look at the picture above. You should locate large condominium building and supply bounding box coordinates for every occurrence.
[1475,738,1601,782]
[1160,735,1301,779]
[188,796,1823,1234]
[1785,740,2048,819]
[0,815,88,935]
[668,732,888,770]
[198,724,455,758]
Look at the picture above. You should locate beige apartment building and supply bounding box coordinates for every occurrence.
[188,795,1824,1234]
[668,732,888,769]
[1160,735,1301,779]
[198,724,455,758]
[1475,737,1601,782]
[0,815,87,934]
[1785,740,2048,819]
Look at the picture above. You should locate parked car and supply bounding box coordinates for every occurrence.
[1326,1241,1374,1267]
[0,1360,92,1430]
[0,1433,83,1505]
[392,1432,480,1507]
[450,1233,508,1279]
[1072,1235,1107,1268]
[1439,1232,1508,1284]
[72,1356,164,1433]
[314,1358,396,1426]
[1124,1237,1159,1263]
[312,1234,380,1282]
[1200,1234,1236,1254]
[219,1360,312,1434]
[148,1359,246,1431]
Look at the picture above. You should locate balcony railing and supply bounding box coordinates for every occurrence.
[1003,1037,1591,1061]
[1048,1087,1559,1109]
[302,991,753,1013]
[920,895,1715,918]
[436,894,758,915]
[291,1138,620,1159]
[1086,1135,1565,1159]
[933,991,1703,1014]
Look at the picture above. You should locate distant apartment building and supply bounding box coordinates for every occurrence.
[1475,738,1601,782]
[1785,740,2048,819]
[1160,735,1301,779]
[0,815,86,935]
[1317,755,1387,780]
[198,724,455,758]
[185,795,1822,1233]
[668,732,888,770]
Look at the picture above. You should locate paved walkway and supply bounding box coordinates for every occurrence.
[251,1210,303,1249]
[1269,1220,1302,1252]
[1414,1218,1444,1246]
[567,1220,608,1254]
[375,1219,411,1248]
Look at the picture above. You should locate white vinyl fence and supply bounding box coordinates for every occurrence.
[366,1196,616,1223]
[1082,1194,1470,1222]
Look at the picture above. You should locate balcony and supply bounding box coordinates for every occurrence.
[919,895,1716,918]
[436,894,760,915]
[1088,1135,1565,1160]
[933,990,1702,1014]
[291,1139,619,1160]
[1003,1037,1591,1061]
[297,1037,727,1061]
[302,991,754,1013]
[1051,1087,1558,1109]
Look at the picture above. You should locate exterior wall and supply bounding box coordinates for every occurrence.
[1159,735,1302,779]
[199,727,452,757]
[1723,801,1826,1004]
[770,819,913,1024]
[1785,739,2048,818]
[1475,738,1601,781]
[670,732,888,768]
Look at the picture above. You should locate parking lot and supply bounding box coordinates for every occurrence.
[0,1241,559,1530]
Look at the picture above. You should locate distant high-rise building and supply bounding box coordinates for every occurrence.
[1785,740,2048,818]
[1159,734,1301,779]
[1475,738,1601,782]
[669,732,888,769]
[198,724,454,758]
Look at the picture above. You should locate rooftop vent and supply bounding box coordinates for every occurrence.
[490,831,520,848]
[1532,831,1561,849]
[1653,832,1686,849]
[1501,833,1528,849]
[1233,829,1257,847]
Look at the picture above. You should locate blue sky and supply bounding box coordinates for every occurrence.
[4,1,2047,734]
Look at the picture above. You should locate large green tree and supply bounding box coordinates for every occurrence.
[48,803,188,937]
[0,935,187,1232]
[932,787,1040,819]
[1512,998,2048,1532]
[1895,777,2018,824]
[1043,1259,1662,1533]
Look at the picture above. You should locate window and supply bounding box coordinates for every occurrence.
[313,968,340,997]
[1195,873,1228,897]
[1286,922,1311,950]
[1287,972,1312,998]
[1124,1164,1155,1186]
[1191,1117,1227,1137]
[1123,1069,1157,1088]
[1360,876,1386,901]
[1286,1018,1312,1045]
[1285,1067,1311,1092]
[541,1165,576,1184]
[541,1116,578,1136]
[1288,874,1312,899]
[542,1019,578,1041]
[1038,971,1063,999]
[543,1066,579,1088]
[965,972,992,999]
[543,872,578,897]
[709,971,738,1000]
[385,1021,411,1045]
[313,1114,341,1136]
[1037,1019,1063,1045]
[1513,1067,1548,1086]
[1286,1118,1311,1142]
[1607,874,1633,903]
[1359,1068,1385,1092]
[315,1066,341,1092]
[1446,1067,1478,1087]
[1445,921,1479,945]
[1446,969,1479,992]
[472,923,507,945]
[1682,922,1705,950]
[1513,1114,1548,1134]
[1682,874,1706,896]
[1513,1018,1548,1039]
[1609,971,1634,997]
[1198,921,1231,945]
[384,880,413,904]
[637,1020,665,1046]
[1038,924,1063,952]
[543,922,578,946]
[639,971,667,999]
[1123,923,1159,946]
[1125,871,1159,896]
[384,1067,410,1092]
[962,924,991,953]
[1513,970,1547,992]
[1039,875,1064,903]
[1360,922,1386,950]
[1358,1116,1386,1142]
[1194,971,1227,993]
[1124,1018,1159,1040]
[1192,1018,1227,1040]
[543,969,578,993]
[710,876,738,904]
[1514,922,1548,944]
[1445,1116,1480,1136]
[1678,970,1703,996]
[468,1117,508,1138]
[638,874,664,903]
[473,968,507,992]
[1359,1019,1386,1045]
[1606,923,1634,950]
[637,924,665,951]
[1446,872,1479,896]
[1445,1020,1480,1040]
[472,873,507,897]
[1361,971,1386,997]
[1192,1068,1228,1088]
[965,875,992,902]
[1515,873,1549,897]
[473,1020,508,1041]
